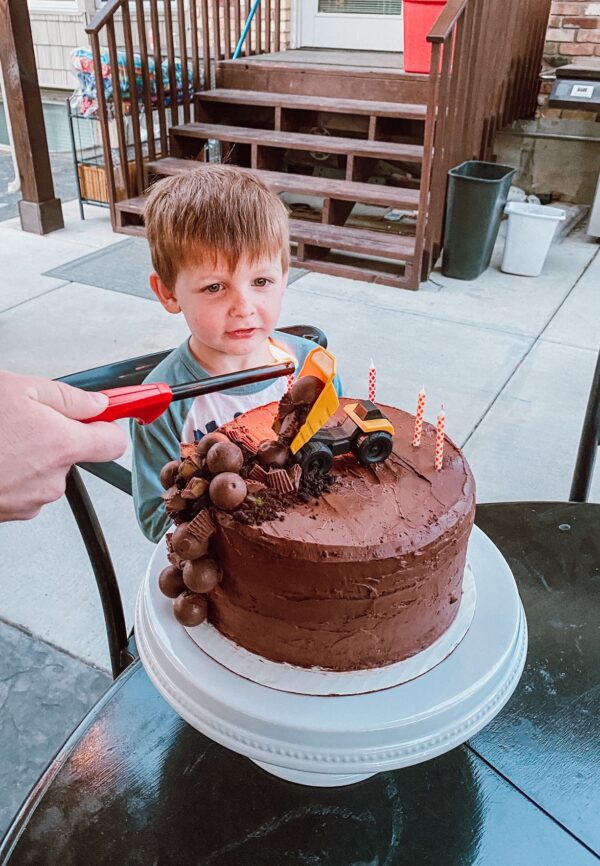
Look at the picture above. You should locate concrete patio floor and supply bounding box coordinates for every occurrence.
[0,196,598,836]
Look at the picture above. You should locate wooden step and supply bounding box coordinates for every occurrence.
[289,219,415,262]
[116,196,146,214]
[289,252,416,289]
[217,59,429,105]
[115,195,419,253]
[114,196,146,236]
[146,157,420,211]
[197,88,427,121]
[171,123,424,163]
[113,195,418,287]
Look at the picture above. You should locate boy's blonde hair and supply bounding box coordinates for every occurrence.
[143,164,290,289]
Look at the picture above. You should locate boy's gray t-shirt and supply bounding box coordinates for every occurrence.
[131,331,341,543]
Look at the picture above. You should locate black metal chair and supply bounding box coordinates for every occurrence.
[570,348,600,503]
[58,325,327,680]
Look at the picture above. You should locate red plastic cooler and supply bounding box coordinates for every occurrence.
[403,0,446,74]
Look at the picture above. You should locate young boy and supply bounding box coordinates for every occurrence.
[132,165,341,543]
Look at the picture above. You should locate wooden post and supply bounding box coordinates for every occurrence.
[0,0,64,234]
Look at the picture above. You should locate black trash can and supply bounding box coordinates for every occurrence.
[441,161,516,280]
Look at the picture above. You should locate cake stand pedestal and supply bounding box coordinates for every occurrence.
[135,525,527,787]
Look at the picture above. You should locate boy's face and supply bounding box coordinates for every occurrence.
[151,251,288,371]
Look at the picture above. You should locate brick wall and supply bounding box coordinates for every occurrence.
[545,1,600,66]
[539,1,600,117]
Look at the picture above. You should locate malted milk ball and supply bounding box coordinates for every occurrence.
[209,473,247,510]
[159,460,180,490]
[256,439,289,468]
[158,565,186,598]
[171,522,209,560]
[173,591,207,627]
[291,375,324,406]
[196,431,230,456]
[182,557,221,594]
[206,441,244,475]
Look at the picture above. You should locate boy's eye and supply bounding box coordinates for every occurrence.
[254,278,271,287]
[203,283,223,294]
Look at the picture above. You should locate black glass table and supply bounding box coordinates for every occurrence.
[1,502,598,865]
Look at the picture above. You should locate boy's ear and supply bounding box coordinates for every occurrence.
[150,273,180,313]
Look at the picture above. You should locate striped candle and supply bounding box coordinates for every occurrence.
[412,387,426,447]
[368,359,376,403]
[434,408,445,471]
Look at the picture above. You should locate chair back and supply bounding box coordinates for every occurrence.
[570,348,600,502]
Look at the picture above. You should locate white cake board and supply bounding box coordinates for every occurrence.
[135,526,527,787]
[147,537,476,695]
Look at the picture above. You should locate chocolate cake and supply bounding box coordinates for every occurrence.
[157,396,476,672]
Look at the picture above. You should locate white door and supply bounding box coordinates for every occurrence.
[298,0,404,53]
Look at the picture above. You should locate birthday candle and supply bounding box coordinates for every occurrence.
[368,358,376,403]
[412,387,426,447]
[434,407,445,471]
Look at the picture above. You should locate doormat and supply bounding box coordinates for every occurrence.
[45,237,307,300]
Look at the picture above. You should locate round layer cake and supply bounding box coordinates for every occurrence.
[208,399,476,671]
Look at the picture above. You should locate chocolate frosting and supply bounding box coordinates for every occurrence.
[209,400,476,671]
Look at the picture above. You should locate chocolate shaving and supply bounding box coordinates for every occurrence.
[246,479,267,494]
[266,468,294,494]
[162,485,187,513]
[187,509,216,543]
[165,533,186,570]
[248,464,268,483]
[180,443,199,460]
[227,426,259,454]
[289,463,302,492]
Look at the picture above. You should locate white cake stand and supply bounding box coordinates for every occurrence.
[135,525,527,787]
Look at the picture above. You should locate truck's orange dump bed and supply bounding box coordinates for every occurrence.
[290,348,338,455]
[219,347,338,454]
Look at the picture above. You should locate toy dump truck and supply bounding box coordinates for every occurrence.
[290,348,395,475]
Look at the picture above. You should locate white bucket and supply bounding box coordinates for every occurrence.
[501,202,566,277]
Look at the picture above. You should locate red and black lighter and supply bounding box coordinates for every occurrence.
[83,361,295,425]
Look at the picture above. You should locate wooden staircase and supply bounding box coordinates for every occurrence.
[115,64,429,288]
[88,0,552,291]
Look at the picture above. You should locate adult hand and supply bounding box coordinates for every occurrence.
[0,370,126,522]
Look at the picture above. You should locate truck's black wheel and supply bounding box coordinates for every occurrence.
[298,441,334,475]
[356,431,393,466]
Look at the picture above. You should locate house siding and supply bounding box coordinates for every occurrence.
[31,11,89,92]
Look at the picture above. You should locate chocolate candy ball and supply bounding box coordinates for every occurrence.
[196,431,230,456]
[209,472,247,511]
[291,375,324,406]
[171,522,209,560]
[158,565,186,598]
[256,439,289,468]
[182,557,221,594]
[206,441,244,475]
[159,460,180,490]
[173,591,207,627]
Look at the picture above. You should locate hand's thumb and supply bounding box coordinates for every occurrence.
[31,378,108,421]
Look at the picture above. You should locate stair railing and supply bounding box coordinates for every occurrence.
[85,1,286,227]
[417,0,552,281]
